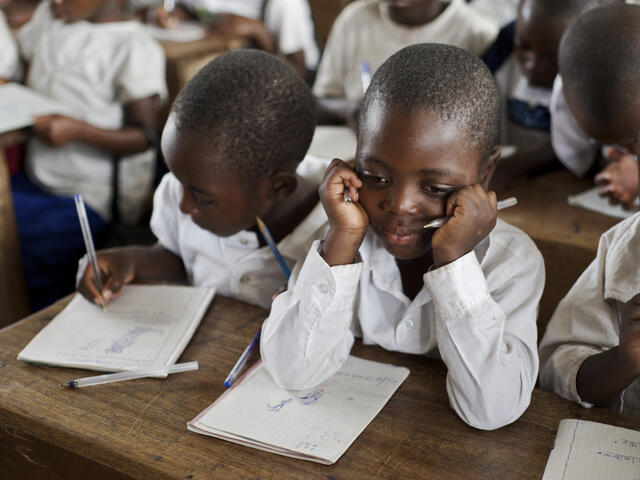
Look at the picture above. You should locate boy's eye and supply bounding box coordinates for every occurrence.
[359,172,389,185]
[190,190,216,206]
[422,185,456,197]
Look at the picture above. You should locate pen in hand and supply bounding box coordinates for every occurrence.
[74,194,106,311]
[423,197,518,229]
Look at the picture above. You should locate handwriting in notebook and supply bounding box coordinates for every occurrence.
[542,419,640,480]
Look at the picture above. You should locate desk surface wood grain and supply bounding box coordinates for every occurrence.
[2,294,640,480]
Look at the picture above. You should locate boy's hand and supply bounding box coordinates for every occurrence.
[77,251,135,306]
[318,159,368,265]
[153,5,188,29]
[431,185,497,268]
[33,114,83,147]
[595,148,638,209]
[617,293,640,376]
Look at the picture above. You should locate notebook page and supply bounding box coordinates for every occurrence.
[18,285,214,372]
[568,187,638,219]
[188,356,410,464]
[0,83,74,134]
[542,419,640,480]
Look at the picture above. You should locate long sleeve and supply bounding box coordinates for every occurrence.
[260,240,362,390]
[425,241,544,430]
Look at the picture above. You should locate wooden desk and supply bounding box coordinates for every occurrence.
[497,170,620,337]
[0,131,30,327]
[159,35,244,113]
[2,295,640,479]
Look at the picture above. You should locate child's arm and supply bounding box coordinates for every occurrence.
[575,294,640,406]
[77,243,187,305]
[424,186,543,430]
[32,95,161,155]
[261,159,366,389]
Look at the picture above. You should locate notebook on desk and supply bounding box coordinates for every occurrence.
[18,285,215,372]
[568,187,639,219]
[187,356,410,464]
[0,83,74,134]
[542,419,640,480]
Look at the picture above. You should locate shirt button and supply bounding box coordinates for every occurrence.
[240,275,250,284]
[317,283,329,294]
[240,238,249,245]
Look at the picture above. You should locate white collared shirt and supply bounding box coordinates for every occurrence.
[0,11,21,81]
[150,156,329,309]
[313,0,498,100]
[261,218,544,430]
[539,213,640,416]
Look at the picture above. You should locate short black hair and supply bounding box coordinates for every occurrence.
[171,49,317,187]
[560,4,640,125]
[360,43,499,161]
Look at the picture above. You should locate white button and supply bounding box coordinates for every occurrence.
[317,283,329,294]
[240,275,250,284]
[240,238,249,245]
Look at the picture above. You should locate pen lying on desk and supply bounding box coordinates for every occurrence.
[423,197,518,229]
[60,361,199,388]
[223,218,291,388]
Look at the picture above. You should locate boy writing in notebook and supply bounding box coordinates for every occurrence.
[550,3,640,208]
[261,43,545,430]
[539,129,640,416]
[78,49,325,310]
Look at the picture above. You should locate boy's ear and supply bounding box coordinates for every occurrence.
[479,147,501,190]
[268,171,298,202]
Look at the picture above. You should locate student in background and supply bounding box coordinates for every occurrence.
[539,127,640,416]
[550,3,639,208]
[313,0,499,126]
[12,0,166,310]
[485,0,619,189]
[154,0,319,80]
[261,44,545,430]
[0,9,20,83]
[78,50,326,311]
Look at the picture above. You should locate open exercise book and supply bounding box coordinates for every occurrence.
[18,285,214,372]
[542,419,640,480]
[0,83,74,134]
[568,187,639,219]
[188,356,410,464]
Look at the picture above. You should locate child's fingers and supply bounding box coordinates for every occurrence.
[595,170,612,185]
[102,273,126,302]
[77,267,104,306]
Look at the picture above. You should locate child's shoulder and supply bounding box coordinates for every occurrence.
[600,212,640,303]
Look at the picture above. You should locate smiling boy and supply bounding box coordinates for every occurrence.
[261,43,545,430]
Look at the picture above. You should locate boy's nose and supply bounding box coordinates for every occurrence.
[382,186,420,216]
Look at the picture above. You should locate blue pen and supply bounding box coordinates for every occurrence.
[223,217,291,388]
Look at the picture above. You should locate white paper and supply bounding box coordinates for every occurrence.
[188,356,410,464]
[307,126,357,161]
[18,285,214,372]
[568,187,638,219]
[542,419,640,480]
[145,22,206,43]
[0,83,74,134]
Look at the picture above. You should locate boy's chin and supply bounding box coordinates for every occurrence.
[381,239,432,262]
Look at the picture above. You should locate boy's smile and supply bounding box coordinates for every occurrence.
[356,105,486,260]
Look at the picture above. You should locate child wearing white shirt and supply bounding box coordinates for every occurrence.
[313,0,498,125]
[12,0,166,310]
[78,50,326,310]
[261,43,545,431]
[549,3,639,208]
[0,10,20,82]
[539,191,640,415]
